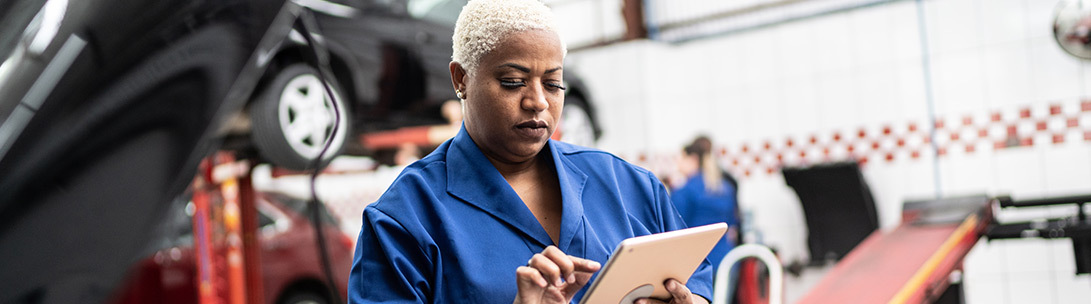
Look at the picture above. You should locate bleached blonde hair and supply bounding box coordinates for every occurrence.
[452,0,567,74]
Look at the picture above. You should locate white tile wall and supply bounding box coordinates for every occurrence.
[861,162,908,229]
[847,6,896,68]
[780,74,821,136]
[1025,0,1059,40]
[774,22,816,79]
[895,59,931,119]
[1083,62,1091,97]
[889,1,924,62]
[1007,273,1060,304]
[963,276,1010,304]
[1054,274,1091,304]
[855,63,901,126]
[563,0,1091,302]
[1051,240,1077,275]
[1043,145,1091,195]
[1028,35,1085,103]
[965,241,1005,276]
[978,0,1032,47]
[981,43,1034,109]
[1003,239,1059,275]
[923,0,982,56]
[809,14,855,75]
[939,150,994,196]
[990,145,1047,198]
[930,49,988,117]
[815,69,860,131]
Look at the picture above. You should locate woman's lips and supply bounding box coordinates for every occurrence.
[514,120,549,139]
[516,120,548,128]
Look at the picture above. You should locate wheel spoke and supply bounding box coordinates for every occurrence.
[306,78,326,108]
[309,125,329,147]
[283,81,314,113]
[286,119,313,144]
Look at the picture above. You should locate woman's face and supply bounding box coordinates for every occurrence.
[456,29,565,164]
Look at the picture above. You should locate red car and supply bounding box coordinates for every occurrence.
[110,192,354,304]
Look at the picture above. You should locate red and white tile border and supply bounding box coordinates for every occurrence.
[625,99,1091,179]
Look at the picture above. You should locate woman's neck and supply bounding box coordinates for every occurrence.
[482,145,553,180]
[490,147,561,244]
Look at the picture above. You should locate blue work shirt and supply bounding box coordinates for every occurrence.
[671,173,738,271]
[349,127,713,303]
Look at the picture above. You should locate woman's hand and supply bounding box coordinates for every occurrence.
[634,279,709,304]
[514,246,601,304]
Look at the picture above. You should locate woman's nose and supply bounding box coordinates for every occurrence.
[521,83,549,112]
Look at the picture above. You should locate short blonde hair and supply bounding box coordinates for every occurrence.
[452,0,567,73]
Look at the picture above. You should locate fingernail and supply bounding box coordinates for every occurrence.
[555,278,563,287]
[589,261,601,268]
[567,273,575,283]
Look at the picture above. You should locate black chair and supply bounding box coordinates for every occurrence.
[782,161,879,264]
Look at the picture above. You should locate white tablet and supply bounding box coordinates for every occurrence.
[579,222,727,304]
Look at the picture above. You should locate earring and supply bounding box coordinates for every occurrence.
[455,89,465,100]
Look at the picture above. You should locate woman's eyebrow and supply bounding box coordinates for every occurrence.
[498,63,531,73]
[496,63,564,74]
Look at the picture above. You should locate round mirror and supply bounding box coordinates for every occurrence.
[1054,0,1091,60]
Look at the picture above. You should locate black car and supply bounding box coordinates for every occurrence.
[0,0,598,302]
[246,0,603,170]
[0,0,321,302]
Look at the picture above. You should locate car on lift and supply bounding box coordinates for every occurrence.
[109,191,354,304]
[247,0,603,170]
[0,0,593,302]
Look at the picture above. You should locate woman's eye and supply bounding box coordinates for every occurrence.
[547,82,567,91]
[499,79,525,88]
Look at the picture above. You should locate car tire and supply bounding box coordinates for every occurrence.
[279,291,328,304]
[561,95,597,147]
[251,63,351,171]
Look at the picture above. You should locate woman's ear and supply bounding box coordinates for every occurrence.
[449,61,467,94]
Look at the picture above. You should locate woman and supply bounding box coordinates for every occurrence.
[671,136,740,285]
[348,1,711,303]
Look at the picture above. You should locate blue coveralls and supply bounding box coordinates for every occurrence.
[348,127,713,303]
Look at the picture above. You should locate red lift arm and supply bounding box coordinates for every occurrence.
[798,196,993,304]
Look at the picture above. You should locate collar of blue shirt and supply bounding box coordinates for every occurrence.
[445,126,588,250]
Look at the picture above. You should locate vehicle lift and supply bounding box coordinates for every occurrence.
[189,152,265,304]
[184,6,348,304]
[795,194,1091,303]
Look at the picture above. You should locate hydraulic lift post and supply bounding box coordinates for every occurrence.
[192,152,265,304]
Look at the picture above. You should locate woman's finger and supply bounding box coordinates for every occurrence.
[528,253,565,287]
[663,279,693,304]
[541,246,576,284]
[562,269,596,295]
[515,265,548,289]
[567,254,602,273]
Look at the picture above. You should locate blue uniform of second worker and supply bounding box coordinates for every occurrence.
[671,174,739,272]
[348,127,713,303]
